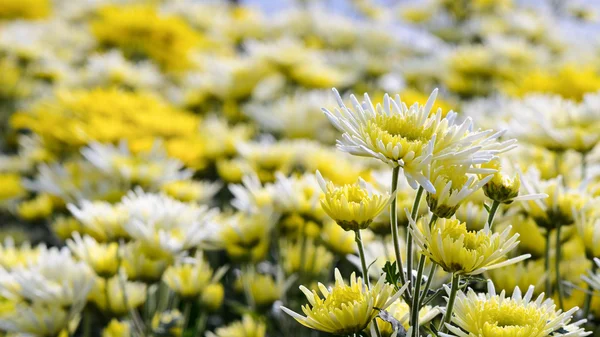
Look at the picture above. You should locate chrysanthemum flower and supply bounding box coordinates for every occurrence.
[427,164,493,218]
[372,298,441,336]
[0,302,70,337]
[316,170,392,231]
[487,259,546,296]
[323,89,515,192]
[163,252,214,300]
[582,258,600,292]
[219,212,273,263]
[480,158,548,204]
[89,274,147,316]
[410,216,530,275]
[281,269,407,335]
[519,170,586,229]
[121,188,219,254]
[160,179,222,204]
[67,200,130,242]
[206,314,266,337]
[281,239,334,278]
[67,233,119,278]
[574,206,600,259]
[151,310,184,337]
[440,280,590,337]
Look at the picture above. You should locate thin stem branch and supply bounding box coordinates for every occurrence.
[439,273,460,333]
[407,185,424,296]
[410,254,426,337]
[420,263,437,306]
[390,167,406,287]
[545,230,552,295]
[583,262,598,320]
[355,230,382,337]
[486,200,500,229]
[242,264,256,310]
[555,224,564,310]
[182,301,193,331]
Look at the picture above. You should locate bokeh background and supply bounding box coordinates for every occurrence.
[2,0,600,337]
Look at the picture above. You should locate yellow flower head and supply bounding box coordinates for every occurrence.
[320,220,356,255]
[17,194,53,221]
[372,298,441,336]
[0,0,51,20]
[316,170,391,231]
[481,159,520,204]
[575,207,600,259]
[281,269,406,335]
[207,314,266,337]
[91,4,204,72]
[410,216,529,275]
[486,259,546,296]
[281,239,334,278]
[151,310,184,337]
[441,280,588,337]
[163,252,213,299]
[89,275,147,316]
[234,271,282,308]
[0,173,26,203]
[102,319,130,337]
[121,242,172,283]
[66,233,119,278]
[160,179,221,204]
[427,164,493,218]
[220,212,272,263]
[200,283,225,312]
[0,239,42,270]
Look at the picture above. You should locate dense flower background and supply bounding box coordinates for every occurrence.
[2,0,600,336]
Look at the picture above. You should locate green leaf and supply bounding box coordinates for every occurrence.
[383,261,401,290]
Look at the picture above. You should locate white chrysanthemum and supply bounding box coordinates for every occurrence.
[160,179,222,204]
[229,174,275,214]
[506,94,600,153]
[0,247,94,309]
[23,161,129,203]
[243,90,335,142]
[440,280,590,337]
[67,200,129,241]
[582,258,600,291]
[272,172,323,218]
[323,89,515,192]
[82,50,163,90]
[0,302,71,337]
[82,141,192,189]
[120,188,219,254]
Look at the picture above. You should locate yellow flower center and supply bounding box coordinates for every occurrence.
[476,299,550,337]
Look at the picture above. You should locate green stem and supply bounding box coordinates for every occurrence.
[193,310,208,337]
[104,277,112,314]
[583,262,598,320]
[407,185,425,296]
[390,167,406,287]
[486,200,500,229]
[242,265,256,310]
[83,309,91,337]
[411,254,426,337]
[420,263,437,306]
[182,301,193,331]
[355,230,370,286]
[355,230,382,337]
[545,230,552,295]
[555,224,564,310]
[582,153,587,180]
[439,273,460,333]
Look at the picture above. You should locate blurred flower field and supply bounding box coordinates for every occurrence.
[2,0,600,336]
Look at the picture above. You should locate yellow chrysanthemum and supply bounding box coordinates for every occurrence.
[91,5,206,72]
[200,283,225,312]
[427,164,493,218]
[151,310,183,337]
[89,275,147,316]
[0,173,26,203]
[440,281,588,337]
[206,315,266,337]
[66,233,119,278]
[281,239,334,278]
[220,213,272,263]
[163,252,213,299]
[234,271,282,308]
[102,319,130,337]
[372,298,441,336]
[316,170,391,231]
[0,0,50,20]
[486,259,546,296]
[281,269,406,335]
[320,220,356,255]
[410,217,529,275]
